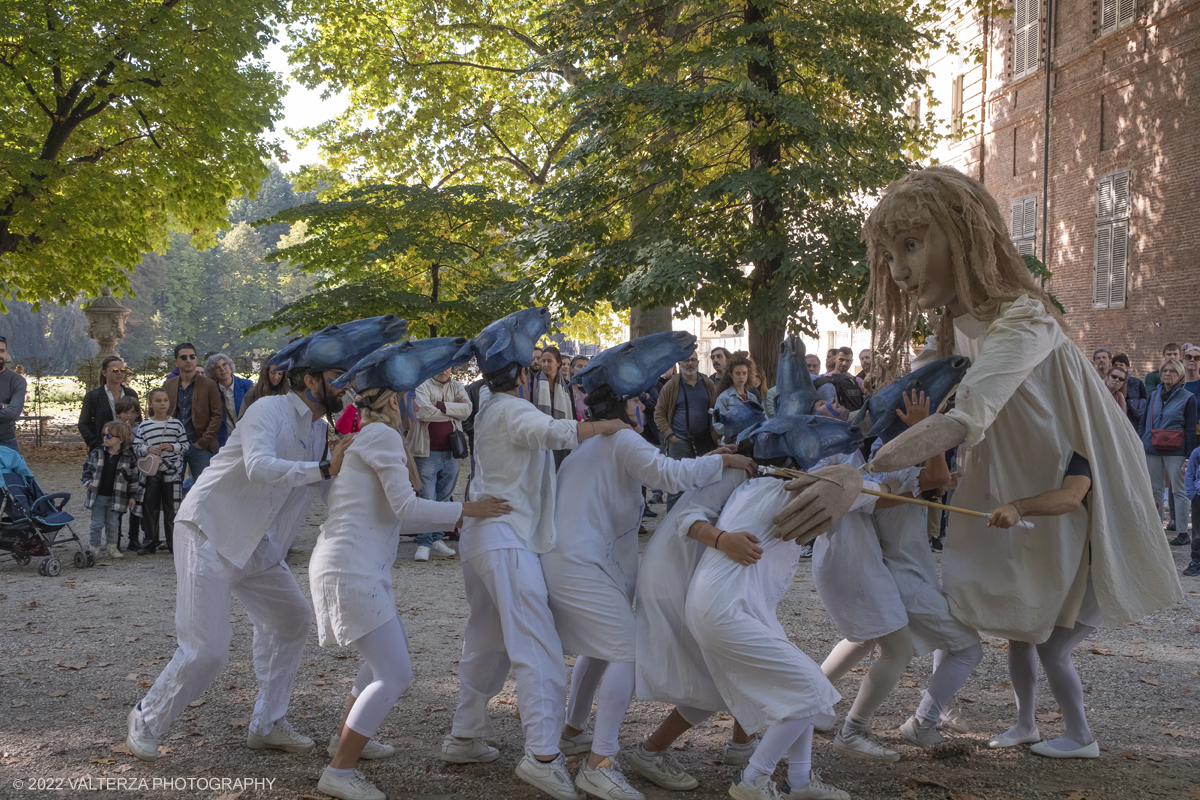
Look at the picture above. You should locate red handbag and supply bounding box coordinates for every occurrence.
[1148,393,1184,451]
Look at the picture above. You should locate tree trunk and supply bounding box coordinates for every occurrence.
[429,262,439,338]
[629,304,673,339]
[745,0,785,389]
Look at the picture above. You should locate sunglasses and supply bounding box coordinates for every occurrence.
[178,354,198,361]
[106,367,126,373]
[103,433,116,439]
[1184,354,1200,361]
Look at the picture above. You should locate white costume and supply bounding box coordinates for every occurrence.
[937,296,1181,642]
[634,469,747,717]
[450,391,579,755]
[310,423,463,646]
[544,429,723,661]
[686,477,841,734]
[811,451,909,643]
[139,392,329,738]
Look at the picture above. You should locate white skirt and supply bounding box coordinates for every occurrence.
[812,509,909,643]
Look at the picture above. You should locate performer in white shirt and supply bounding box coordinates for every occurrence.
[544,332,755,800]
[309,338,511,800]
[774,166,1181,759]
[126,317,406,762]
[442,308,628,800]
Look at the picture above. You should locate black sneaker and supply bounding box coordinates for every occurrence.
[1183,562,1200,578]
[643,507,658,518]
[1169,533,1191,546]
[1167,521,1177,532]
[930,536,944,552]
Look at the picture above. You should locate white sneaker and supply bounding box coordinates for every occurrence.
[729,770,783,800]
[328,733,396,759]
[559,726,594,756]
[317,768,386,800]
[126,703,160,761]
[414,545,431,562]
[626,747,698,791]
[108,543,125,559]
[246,718,315,752]
[899,715,945,748]
[723,734,760,765]
[939,698,970,734]
[781,770,850,800]
[516,752,582,800]
[575,757,644,800]
[799,543,813,559]
[92,545,105,560]
[430,540,457,558]
[832,727,899,763]
[440,733,500,763]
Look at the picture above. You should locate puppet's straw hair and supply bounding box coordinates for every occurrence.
[858,166,1061,369]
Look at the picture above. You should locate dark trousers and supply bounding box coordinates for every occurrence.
[119,512,143,550]
[665,433,716,511]
[142,476,178,552]
[1192,495,1200,562]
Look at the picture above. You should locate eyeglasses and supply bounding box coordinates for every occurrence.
[103,434,115,439]
[178,354,197,361]
[1110,376,1126,383]
[1184,354,1200,361]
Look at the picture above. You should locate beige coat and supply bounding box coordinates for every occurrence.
[939,296,1182,643]
[406,376,471,459]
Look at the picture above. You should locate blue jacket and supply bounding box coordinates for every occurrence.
[1142,384,1198,457]
[215,376,254,448]
[1186,448,1200,500]
[1126,374,1149,434]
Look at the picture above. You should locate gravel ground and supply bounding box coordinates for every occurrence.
[1,449,1198,800]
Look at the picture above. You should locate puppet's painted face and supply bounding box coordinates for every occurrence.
[878,219,957,312]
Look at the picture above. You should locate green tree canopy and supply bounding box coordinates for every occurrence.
[0,0,287,306]
[247,183,526,338]
[517,0,956,383]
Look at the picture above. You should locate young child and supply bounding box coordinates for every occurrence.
[81,420,141,559]
[133,388,189,555]
[115,396,145,552]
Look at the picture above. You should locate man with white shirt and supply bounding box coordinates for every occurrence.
[126,323,392,762]
[443,309,626,800]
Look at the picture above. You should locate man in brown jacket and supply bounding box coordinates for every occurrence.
[653,352,720,510]
[163,342,223,482]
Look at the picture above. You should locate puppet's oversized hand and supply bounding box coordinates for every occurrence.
[867,414,967,474]
[770,464,863,544]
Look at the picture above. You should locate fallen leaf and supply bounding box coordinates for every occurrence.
[112,763,133,774]
[1088,648,1114,656]
[213,793,242,800]
[57,661,88,670]
[1163,730,1186,738]
[1146,753,1164,762]
[1120,749,1139,760]
[123,673,138,681]
[11,700,28,708]
[1132,637,1147,644]
[1036,711,1062,723]
[228,716,251,728]
[1060,791,1100,800]
[94,693,110,701]
[702,758,722,765]
[188,699,206,708]
[901,681,918,688]
[1140,678,1160,686]
[1186,790,1200,800]
[50,690,67,697]
[907,777,950,790]
[111,743,131,754]
[90,758,116,765]
[1142,625,1163,631]
[125,637,139,643]
[428,706,447,712]
[156,746,173,755]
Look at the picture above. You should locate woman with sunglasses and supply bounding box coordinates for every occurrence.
[78,356,139,452]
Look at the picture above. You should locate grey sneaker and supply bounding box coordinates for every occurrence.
[729,770,784,800]
[781,770,850,800]
[316,768,386,800]
[247,718,314,752]
[516,752,581,800]
[126,703,160,761]
[723,734,760,765]
[899,715,945,748]
[440,733,500,763]
[559,725,594,756]
[832,727,899,763]
[575,757,644,800]
[938,698,970,734]
[328,733,396,759]
[626,747,698,791]
[430,540,457,558]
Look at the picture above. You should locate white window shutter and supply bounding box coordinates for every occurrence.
[1017,239,1036,256]
[1109,220,1128,306]
[1117,0,1135,28]
[1094,226,1113,307]
[1015,23,1026,74]
[1011,200,1023,237]
[1026,0,1040,73]
[1097,174,1114,219]
[1101,0,1118,32]
[1113,171,1130,219]
[1023,197,1037,239]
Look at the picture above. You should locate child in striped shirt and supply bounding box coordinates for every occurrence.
[133,388,189,554]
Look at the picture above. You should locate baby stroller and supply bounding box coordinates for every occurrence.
[0,453,88,576]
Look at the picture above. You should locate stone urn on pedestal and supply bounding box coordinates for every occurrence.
[82,287,131,386]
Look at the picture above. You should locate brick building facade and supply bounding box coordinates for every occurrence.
[927,0,1200,373]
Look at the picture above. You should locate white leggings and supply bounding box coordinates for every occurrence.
[345,616,414,739]
[915,643,984,724]
[743,714,817,788]
[821,626,913,724]
[1007,622,1097,748]
[565,655,635,757]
